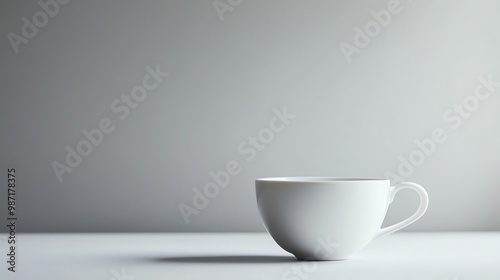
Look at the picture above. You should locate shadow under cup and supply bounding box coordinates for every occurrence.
[255,177,428,261]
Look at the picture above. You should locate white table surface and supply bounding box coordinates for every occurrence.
[0,232,499,280]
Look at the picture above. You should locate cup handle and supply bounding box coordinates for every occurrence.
[374,182,429,239]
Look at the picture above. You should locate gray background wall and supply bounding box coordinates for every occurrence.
[1,0,500,232]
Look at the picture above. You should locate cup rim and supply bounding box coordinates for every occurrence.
[256,177,389,183]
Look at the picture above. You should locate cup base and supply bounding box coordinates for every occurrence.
[294,255,348,261]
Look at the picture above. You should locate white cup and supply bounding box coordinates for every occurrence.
[255,177,428,260]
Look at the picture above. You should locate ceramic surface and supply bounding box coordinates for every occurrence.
[256,177,428,260]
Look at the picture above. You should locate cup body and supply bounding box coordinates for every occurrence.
[256,177,391,260]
